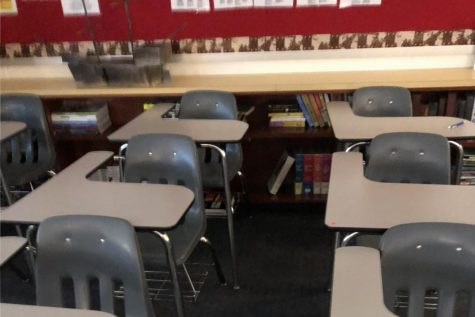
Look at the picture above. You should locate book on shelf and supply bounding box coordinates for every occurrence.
[269,117,306,128]
[294,153,304,195]
[302,154,314,194]
[294,153,332,195]
[296,95,314,128]
[308,94,325,127]
[267,151,295,195]
[301,94,320,127]
[204,191,239,216]
[268,104,301,113]
[51,101,111,134]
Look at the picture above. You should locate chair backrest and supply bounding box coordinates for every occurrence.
[0,94,56,186]
[178,90,243,184]
[123,133,206,243]
[35,215,154,317]
[352,86,412,117]
[380,222,475,317]
[365,132,451,184]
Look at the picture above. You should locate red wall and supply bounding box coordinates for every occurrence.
[1,0,475,43]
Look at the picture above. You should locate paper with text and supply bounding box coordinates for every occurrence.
[339,0,381,8]
[61,0,100,16]
[296,0,336,6]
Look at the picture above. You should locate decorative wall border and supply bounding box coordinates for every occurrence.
[1,29,474,58]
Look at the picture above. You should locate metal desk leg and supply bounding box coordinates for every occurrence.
[153,231,185,317]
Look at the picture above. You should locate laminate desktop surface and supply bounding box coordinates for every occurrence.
[108,104,249,143]
[0,151,194,229]
[0,236,26,265]
[0,121,26,141]
[325,152,475,230]
[327,101,475,141]
[0,303,116,317]
[330,247,396,317]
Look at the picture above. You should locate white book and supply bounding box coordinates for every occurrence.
[267,151,295,195]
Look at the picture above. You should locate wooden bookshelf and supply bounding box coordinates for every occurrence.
[2,68,474,204]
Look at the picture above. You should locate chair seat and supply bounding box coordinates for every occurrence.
[2,163,52,187]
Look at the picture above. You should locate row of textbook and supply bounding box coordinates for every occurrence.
[413,92,475,121]
[51,100,112,135]
[461,150,475,186]
[296,93,332,128]
[267,151,332,195]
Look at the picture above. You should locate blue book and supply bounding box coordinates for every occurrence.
[296,95,314,128]
[294,153,304,195]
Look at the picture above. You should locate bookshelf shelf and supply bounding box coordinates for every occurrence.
[248,191,327,204]
[247,126,334,140]
[461,140,475,150]
[53,126,117,142]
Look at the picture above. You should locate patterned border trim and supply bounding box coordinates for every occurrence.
[1,29,474,58]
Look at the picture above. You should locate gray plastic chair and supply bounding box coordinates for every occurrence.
[352,86,413,117]
[0,94,56,203]
[35,215,155,317]
[365,132,451,184]
[178,90,243,289]
[380,222,475,317]
[340,132,462,248]
[123,133,226,313]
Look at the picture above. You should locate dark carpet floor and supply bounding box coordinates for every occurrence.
[1,203,334,317]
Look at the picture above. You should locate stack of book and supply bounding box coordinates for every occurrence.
[51,101,111,135]
[294,153,332,195]
[461,150,475,186]
[268,104,305,128]
[295,93,332,128]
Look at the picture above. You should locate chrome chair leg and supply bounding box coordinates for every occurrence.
[341,232,361,247]
[154,231,185,317]
[199,236,226,285]
[182,264,198,302]
[201,144,240,290]
[237,170,247,197]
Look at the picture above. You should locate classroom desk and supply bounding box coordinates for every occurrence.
[327,101,475,142]
[0,121,27,205]
[1,303,116,317]
[108,103,249,143]
[325,152,475,230]
[0,236,27,266]
[330,247,396,317]
[0,151,193,228]
[0,151,193,317]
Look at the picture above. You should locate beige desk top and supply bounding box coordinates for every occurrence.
[1,68,474,97]
[0,121,26,141]
[108,104,249,143]
[327,101,475,141]
[331,247,395,317]
[0,151,193,229]
[0,236,26,266]
[1,303,116,317]
[325,152,475,230]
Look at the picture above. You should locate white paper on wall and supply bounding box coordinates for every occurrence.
[0,0,18,15]
[339,0,381,8]
[296,0,336,7]
[254,0,292,8]
[61,0,100,16]
[172,0,210,11]
[214,0,252,10]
